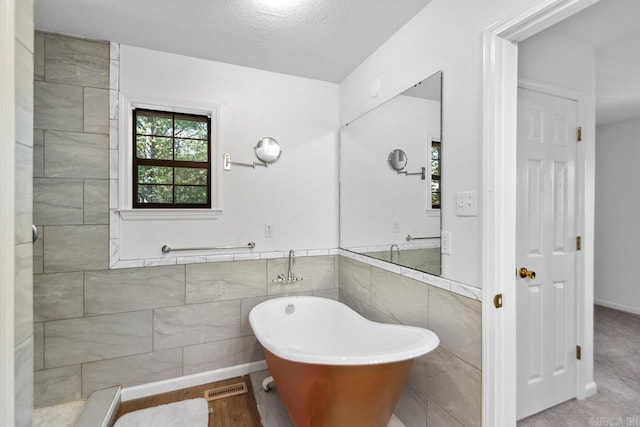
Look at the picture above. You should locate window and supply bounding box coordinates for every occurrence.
[133,109,211,208]
[431,140,441,209]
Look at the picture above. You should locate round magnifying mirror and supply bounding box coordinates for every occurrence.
[254,137,282,164]
[388,149,408,171]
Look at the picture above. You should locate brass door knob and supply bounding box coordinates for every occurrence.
[519,267,536,279]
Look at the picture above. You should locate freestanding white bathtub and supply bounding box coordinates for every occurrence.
[249,296,439,427]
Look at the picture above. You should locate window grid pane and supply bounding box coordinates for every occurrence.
[133,109,211,208]
[431,141,441,209]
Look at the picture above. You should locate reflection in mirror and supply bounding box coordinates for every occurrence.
[388,149,408,171]
[340,71,442,276]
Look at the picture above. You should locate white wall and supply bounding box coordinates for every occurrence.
[117,46,340,260]
[596,34,640,125]
[340,95,440,248]
[519,32,596,92]
[595,117,640,314]
[339,0,536,287]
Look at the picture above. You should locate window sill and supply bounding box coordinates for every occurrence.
[118,208,222,221]
[426,209,441,217]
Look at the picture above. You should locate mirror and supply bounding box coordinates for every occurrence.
[388,149,408,171]
[223,136,282,170]
[339,71,442,276]
[254,137,282,163]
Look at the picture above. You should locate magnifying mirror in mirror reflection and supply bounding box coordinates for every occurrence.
[255,137,282,164]
[388,149,408,171]
[223,137,282,170]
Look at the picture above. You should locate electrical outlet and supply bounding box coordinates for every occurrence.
[441,231,451,254]
[265,223,273,237]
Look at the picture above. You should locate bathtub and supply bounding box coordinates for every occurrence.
[249,296,439,427]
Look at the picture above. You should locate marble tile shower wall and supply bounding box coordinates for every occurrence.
[32,31,339,408]
[338,256,482,427]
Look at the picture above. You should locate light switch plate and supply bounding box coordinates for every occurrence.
[456,191,477,216]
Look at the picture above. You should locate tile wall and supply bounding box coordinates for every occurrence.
[339,256,482,427]
[32,31,339,408]
[32,32,482,425]
[15,1,35,426]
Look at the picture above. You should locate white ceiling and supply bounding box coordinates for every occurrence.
[34,0,431,83]
[547,0,640,125]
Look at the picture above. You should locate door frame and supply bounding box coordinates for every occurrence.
[481,1,599,425]
[0,0,16,425]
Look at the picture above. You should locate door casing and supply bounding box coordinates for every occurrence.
[482,1,599,426]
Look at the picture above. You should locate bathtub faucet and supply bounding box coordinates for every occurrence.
[287,249,296,280]
[273,249,306,283]
[390,244,400,263]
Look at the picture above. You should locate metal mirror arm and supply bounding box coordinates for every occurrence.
[388,149,425,179]
[396,167,426,180]
[223,154,269,169]
[223,137,281,171]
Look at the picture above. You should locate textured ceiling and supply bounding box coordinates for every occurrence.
[35,0,431,83]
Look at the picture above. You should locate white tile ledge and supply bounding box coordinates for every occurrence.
[339,249,482,301]
[117,208,222,221]
[75,386,120,427]
[111,248,339,269]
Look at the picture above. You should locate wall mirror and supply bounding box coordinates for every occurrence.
[388,149,408,171]
[339,71,442,275]
[254,137,282,164]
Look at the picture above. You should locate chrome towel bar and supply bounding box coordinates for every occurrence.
[162,242,256,253]
[405,235,436,241]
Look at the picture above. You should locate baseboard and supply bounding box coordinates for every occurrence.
[120,360,268,402]
[582,381,597,399]
[594,299,640,316]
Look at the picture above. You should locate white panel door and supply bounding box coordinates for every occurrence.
[516,87,578,420]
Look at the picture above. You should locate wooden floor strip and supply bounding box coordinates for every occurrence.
[115,376,262,427]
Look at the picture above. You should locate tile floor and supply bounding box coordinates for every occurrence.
[519,305,640,426]
[33,399,87,427]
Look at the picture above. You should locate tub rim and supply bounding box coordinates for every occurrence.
[249,295,440,366]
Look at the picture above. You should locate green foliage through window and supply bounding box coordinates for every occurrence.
[133,109,211,208]
[431,141,441,209]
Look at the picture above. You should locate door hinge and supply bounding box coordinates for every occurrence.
[493,293,503,309]
[576,345,582,360]
[576,236,582,251]
[577,126,582,142]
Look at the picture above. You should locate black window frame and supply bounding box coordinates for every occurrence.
[132,108,212,209]
[431,140,441,209]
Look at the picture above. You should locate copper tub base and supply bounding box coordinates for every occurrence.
[264,349,413,427]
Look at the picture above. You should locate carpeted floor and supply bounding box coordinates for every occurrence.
[519,305,640,427]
